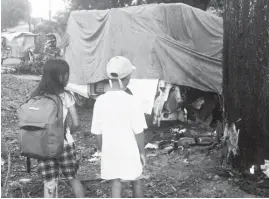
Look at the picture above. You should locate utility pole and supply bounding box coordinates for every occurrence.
[27,0,32,32]
[49,0,51,21]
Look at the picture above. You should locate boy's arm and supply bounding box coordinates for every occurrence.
[95,135,102,152]
[136,132,146,167]
[91,98,103,151]
[135,132,145,155]
[131,99,147,167]
[131,99,147,155]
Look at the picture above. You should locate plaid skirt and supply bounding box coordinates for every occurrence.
[37,143,79,182]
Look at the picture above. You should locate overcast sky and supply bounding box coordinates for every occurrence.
[30,0,66,19]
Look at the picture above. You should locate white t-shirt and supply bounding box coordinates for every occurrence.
[91,91,147,180]
[60,92,75,144]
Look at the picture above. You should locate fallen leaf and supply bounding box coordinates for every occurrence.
[145,143,158,149]
[88,157,99,162]
[92,151,101,157]
[138,174,150,180]
[147,154,157,157]
[164,146,173,150]
[1,158,5,166]
[19,178,32,183]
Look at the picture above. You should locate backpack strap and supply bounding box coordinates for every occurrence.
[45,94,66,139]
[43,94,63,118]
[18,96,38,108]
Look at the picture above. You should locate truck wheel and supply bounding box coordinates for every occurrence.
[84,98,95,109]
[145,113,158,129]
[74,93,95,109]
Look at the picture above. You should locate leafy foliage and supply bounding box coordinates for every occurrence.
[34,20,63,35]
[53,11,71,33]
[207,0,223,17]
[51,0,221,35]
[12,61,44,76]
[1,0,30,31]
[67,0,212,10]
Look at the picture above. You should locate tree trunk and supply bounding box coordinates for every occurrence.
[28,16,32,32]
[223,0,269,171]
[49,0,52,21]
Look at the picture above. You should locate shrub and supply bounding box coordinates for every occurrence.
[12,60,44,76]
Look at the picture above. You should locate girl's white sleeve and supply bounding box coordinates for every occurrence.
[131,99,148,135]
[91,98,102,135]
[65,93,75,108]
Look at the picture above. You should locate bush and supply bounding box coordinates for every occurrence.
[13,61,44,76]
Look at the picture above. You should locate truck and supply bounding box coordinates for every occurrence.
[63,3,223,127]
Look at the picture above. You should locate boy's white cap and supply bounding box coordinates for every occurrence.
[106,56,136,80]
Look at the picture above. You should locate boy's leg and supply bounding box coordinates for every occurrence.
[44,179,58,198]
[69,177,85,198]
[111,179,122,198]
[131,179,144,198]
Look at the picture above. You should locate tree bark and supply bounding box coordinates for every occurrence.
[223,0,269,170]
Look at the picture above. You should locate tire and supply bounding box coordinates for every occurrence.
[84,98,96,109]
[74,93,95,109]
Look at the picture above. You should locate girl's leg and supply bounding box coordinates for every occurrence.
[111,179,122,198]
[131,179,144,198]
[60,144,85,197]
[44,179,58,198]
[69,177,85,198]
[38,158,59,198]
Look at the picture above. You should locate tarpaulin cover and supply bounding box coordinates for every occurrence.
[64,3,223,93]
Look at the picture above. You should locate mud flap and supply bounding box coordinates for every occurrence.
[27,157,31,173]
[153,81,172,126]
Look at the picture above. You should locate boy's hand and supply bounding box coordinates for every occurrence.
[140,154,146,168]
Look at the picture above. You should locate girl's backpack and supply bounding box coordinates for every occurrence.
[17,94,64,162]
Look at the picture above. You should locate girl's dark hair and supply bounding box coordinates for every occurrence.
[31,59,70,97]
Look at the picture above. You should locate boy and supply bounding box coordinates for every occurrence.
[91,56,147,198]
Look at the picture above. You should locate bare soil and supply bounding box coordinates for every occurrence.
[1,74,265,198]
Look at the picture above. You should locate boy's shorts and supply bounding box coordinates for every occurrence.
[37,143,79,182]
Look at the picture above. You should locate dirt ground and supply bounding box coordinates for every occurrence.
[1,74,265,198]
[2,58,21,66]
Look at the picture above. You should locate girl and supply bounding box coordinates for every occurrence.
[31,59,85,198]
[91,56,147,198]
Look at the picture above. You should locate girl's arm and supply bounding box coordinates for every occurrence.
[68,104,80,133]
